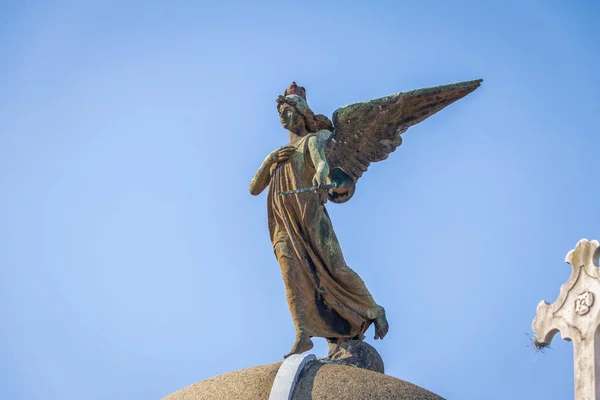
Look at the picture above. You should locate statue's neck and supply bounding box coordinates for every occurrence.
[288,129,308,142]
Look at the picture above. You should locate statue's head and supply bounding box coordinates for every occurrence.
[277,82,335,134]
[276,93,318,133]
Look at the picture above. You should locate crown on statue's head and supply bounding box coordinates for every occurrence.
[284,82,306,100]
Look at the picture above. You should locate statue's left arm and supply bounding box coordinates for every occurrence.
[308,136,330,189]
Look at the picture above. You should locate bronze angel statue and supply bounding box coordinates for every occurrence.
[249,80,482,358]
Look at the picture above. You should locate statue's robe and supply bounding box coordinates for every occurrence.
[267,134,380,340]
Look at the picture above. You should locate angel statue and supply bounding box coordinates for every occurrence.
[249,80,482,358]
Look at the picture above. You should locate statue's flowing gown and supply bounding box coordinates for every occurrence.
[267,134,380,340]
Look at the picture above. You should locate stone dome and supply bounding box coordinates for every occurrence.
[163,361,443,400]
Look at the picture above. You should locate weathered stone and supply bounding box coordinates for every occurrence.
[532,239,600,399]
[326,339,385,373]
[163,362,282,400]
[293,363,444,400]
[163,361,443,400]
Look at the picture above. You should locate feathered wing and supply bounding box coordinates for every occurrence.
[324,79,483,183]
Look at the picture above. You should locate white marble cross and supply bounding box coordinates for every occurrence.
[533,239,600,400]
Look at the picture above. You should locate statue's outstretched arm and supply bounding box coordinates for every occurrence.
[249,146,295,195]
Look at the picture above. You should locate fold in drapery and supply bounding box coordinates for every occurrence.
[267,134,380,341]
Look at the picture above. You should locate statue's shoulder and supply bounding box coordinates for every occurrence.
[292,133,316,150]
[305,131,331,147]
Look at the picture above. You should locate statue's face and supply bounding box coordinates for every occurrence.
[279,104,303,131]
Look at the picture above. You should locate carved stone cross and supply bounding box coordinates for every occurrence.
[533,239,600,399]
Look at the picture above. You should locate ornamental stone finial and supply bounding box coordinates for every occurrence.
[532,239,600,399]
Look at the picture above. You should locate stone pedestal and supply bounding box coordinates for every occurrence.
[532,239,600,400]
[163,342,442,400]
[163,361,443,400]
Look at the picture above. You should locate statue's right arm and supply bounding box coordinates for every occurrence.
[249,155,274,196]
[249,146,296,196]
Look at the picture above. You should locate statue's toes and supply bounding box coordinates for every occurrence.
[378,326,388,340]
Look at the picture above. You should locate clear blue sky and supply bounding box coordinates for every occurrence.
[1,1,598,399]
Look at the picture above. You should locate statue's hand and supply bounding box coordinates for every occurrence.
[312,169,328,190]
[269,146,296,164]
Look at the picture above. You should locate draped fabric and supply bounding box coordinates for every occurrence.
[267,134,379,340]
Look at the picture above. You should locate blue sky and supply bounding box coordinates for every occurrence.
[1,1,598,399]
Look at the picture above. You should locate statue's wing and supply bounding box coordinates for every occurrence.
[325,79,482,183]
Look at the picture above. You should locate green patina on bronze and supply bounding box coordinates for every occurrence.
[249,80,482,359]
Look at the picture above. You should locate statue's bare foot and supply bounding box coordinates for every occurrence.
[374,306,389,340]
[284,333,314,358]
